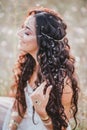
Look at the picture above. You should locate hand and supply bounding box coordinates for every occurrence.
[30,81,52,118]
[9,124,18,130]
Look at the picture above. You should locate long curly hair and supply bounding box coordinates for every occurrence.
[12,7,79,130]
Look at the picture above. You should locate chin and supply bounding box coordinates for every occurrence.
[19,50,28,56]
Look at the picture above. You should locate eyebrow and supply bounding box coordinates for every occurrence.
[26,26,34,33]
[22,24,32,32]
[26,26,31,30]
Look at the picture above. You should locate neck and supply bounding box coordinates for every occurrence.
[28,64,39,89]
[29,50,38,65]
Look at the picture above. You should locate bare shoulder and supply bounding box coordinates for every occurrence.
[62,77,73,106]
[61,77,73,119]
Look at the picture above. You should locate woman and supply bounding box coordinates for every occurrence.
[3,7,79,130]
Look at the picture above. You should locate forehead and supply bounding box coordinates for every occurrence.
[24,15,36,29]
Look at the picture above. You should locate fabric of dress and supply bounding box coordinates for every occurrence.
[2,84,72,130]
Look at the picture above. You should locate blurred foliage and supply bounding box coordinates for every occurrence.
[0,0,87,129]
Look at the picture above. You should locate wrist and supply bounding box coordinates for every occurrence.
[9,119,19,130]
[39,112,51,122]
[41,115,49,121]
[39,111,49,120]
[41,116,52,127]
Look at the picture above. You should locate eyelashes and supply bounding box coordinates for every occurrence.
[25,32,29,35]
[21,25,32,36]
[24,30,32,37]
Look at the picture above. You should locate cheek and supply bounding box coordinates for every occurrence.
[24,36,38,50]
[24,35,37,44]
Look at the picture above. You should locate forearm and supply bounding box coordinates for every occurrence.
[42,118,53,130]
[39,112,53,130]
[8,101,25,130]
[9,112,23,130]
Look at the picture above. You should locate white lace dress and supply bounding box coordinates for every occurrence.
[2,84,72,130]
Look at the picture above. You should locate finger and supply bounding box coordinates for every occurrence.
[35,81,47,93]
[39,81,47,94]
[45,85,52,98]
[40,81,47,89]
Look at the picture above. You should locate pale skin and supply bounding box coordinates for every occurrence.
[10,15,73,130]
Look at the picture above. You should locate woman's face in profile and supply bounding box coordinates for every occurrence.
[17,15,38,55]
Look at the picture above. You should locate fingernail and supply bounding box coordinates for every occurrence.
[50,85,52,88]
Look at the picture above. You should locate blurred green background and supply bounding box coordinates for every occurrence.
[0,0,87,129]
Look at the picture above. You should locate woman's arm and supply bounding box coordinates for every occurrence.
[30,78,73,130]
[38,111,53,130]
[30,81,53,130]
[8,100,25,130]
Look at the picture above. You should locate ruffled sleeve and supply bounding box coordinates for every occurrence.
[2,98,15,130]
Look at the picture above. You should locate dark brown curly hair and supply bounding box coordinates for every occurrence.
[12,7,79,130]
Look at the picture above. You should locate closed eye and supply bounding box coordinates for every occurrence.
[25,32,29,35]
[21,24,32,36]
